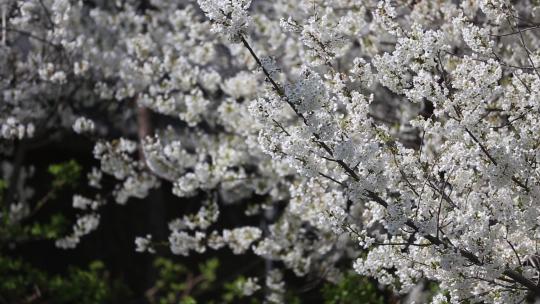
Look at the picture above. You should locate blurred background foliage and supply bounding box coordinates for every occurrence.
[0,146,429,303]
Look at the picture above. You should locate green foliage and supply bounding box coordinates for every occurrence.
[285,293,302,304]
[322,272,384,304]
[222,276,248,303]
[198,258,219,290]
[153,257,188,304]
[0,179,7,223]
[427,281,441,297]
[151,257,220,304]
[27,214,68,239]
[426,283,453,304]
[180,296,197,304]
[48,159,82,188]
[0,160,81,242]
[48,261,110,303]
[0,254,43,300]
[0,161,130,303]
[0,255,126,304]
[0,179,7,198]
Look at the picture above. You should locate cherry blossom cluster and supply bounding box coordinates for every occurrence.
[4,0,540,302]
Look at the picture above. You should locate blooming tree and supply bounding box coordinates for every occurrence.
[3,0,540,302]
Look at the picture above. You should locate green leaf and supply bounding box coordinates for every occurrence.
[48,160,82,188]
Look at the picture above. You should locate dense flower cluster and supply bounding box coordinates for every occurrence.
[3,0,540,302]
